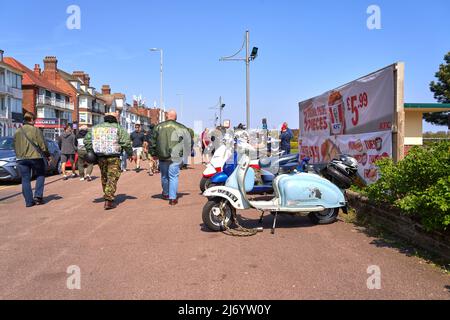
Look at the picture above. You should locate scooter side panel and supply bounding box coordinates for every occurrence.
[277,173,346,209]
[225,168,256,193]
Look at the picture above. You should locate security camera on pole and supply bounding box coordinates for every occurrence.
[220,30,258,129]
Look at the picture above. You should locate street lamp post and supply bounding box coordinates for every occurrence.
[220,30,258,129]
[176,93,184,122]
[150,48,164,122]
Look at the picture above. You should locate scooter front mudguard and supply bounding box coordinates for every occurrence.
[210,172,229,184]
[202,163,217,178]
[203,186,251,210]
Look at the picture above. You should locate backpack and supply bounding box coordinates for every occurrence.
[92,124,121,156]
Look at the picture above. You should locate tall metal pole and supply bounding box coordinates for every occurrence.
[219,96,222,126]
[151,48,165,122]
[177,93,184,122]
[160,49,164,122]
[246,30,250,129]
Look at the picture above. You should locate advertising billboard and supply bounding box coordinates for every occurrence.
[299,64,399,183]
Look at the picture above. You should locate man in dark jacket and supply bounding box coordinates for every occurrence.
[13,112,50,207]
[280,122,294,155]
[150,109,191,206]
[84,112,133,210]
[58,125,77,180]
[76,125,93,181]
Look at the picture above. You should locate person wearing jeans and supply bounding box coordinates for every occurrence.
[159,160,182,200]
[150,109,191,206]
[13,112,50,208]
[17,159,46,207]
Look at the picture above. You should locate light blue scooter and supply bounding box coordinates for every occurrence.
[202,144,358,234]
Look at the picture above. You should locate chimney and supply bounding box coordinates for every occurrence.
[84,74,90,86]
[133,100,138,108]
[43,56,58,72]
[42,56,58,82]
[102,85,111,95]
[72,71,89,85]
[0,50,3,62]
[34,64,41,76]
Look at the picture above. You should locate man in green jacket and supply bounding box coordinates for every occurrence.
[84,112,132,210]
[13,112,50,207]
[150,109,191,205]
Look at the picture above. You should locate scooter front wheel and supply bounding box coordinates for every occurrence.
[200,177,209,193]
[202,198,235,232]
[308,208,339,225]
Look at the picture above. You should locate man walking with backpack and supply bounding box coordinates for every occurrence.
[13,112,50,207]
[84,112,132,210]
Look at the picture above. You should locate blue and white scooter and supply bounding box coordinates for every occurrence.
[202,142,358,234]
[208,151,311,194]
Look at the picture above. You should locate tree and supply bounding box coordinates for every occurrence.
[425,52,450,127]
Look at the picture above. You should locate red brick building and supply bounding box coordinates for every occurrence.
[4,57,73,140]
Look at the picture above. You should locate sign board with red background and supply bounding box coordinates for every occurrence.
[298,65,396,184]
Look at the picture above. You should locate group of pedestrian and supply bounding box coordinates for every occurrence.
[129,124,158,176]
[56,125,94,182]
[13,110,191,210]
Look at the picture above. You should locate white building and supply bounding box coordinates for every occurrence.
[0,50,23,137]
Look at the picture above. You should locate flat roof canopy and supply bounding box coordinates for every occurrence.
[405,103,450,112]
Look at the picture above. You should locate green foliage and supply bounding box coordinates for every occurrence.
[425,51,450,126]
[430,52,450,104]
[365,141,450,231]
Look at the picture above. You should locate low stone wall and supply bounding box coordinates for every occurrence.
[346,190,450,261]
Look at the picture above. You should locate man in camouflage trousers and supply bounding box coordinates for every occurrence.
[84,112,132,210]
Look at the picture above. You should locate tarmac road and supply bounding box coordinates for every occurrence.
[0,164,449,300]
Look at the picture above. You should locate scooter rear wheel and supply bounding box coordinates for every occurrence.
[308,208,339,225]
[202,198,235,232]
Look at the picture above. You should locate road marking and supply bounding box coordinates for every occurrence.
[0,185,15,191]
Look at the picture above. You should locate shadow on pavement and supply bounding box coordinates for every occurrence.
[151,192,190,200]
[44,194,63,204]
[349,213,450,271]
[199,213,316,233]
[0,177,63,202]
[93,194,138,205]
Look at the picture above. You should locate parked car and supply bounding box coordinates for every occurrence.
[0,136,62,182]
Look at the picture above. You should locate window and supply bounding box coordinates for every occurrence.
[79,112,88,123]
[45,90,51,98]
[37,107,56,118]
[10,98,22,113]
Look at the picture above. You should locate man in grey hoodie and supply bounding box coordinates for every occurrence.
[58,125,78,180]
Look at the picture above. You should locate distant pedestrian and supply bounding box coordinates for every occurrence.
[280,122,293,155]
[201,128,210,164]
[120,150,128,172]
[150,110,191,206]
[130,124,145,172]
[84,112,132,210]
[143,129,157,176]
[13,112,50,207]
[58,125,78,180]
[76,125,93,181]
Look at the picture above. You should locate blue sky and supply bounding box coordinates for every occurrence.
[0,0,449,132]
